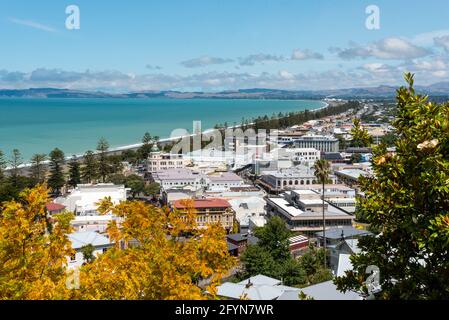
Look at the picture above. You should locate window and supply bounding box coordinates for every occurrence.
[70,254,76,261]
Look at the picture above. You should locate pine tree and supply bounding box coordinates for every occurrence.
[96,138,110,183]
[81,150,98,184]
[67,156,81,188]
[30,153,47,184]
[47,148,65,195]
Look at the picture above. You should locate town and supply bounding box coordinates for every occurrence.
[0,98,397,300]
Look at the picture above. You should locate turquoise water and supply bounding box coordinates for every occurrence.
[0,98,324,161]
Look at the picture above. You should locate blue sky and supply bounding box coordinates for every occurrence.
[1,0,449,91]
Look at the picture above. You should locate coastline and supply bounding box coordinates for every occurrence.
[5,99,332,170]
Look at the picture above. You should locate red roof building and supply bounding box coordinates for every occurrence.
[46,203,66,214]
[172,198,235,232]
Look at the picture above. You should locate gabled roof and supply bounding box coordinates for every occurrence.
[68,231,111,250]
[46,203,66,212]
[237,275,281,286]
[278,280,362,300]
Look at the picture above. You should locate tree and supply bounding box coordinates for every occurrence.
[138,132,153,161]
[80,244,96,264]
[144,182,160,197]
[9,149,23,188]
[0,185,74,299]
[240,245,276,278]
[0,149,6,180]
[67,156,81,188]
[48,148,66,195]
[350,118,373,148]
[81,151,98,184]
[30,153,47,184]
[75,198,235,299]
[313,159,331,268]
[335,73,449,299]
[254,216,292,261]
[96,138,110,183]
[298,244,332,286]
[0,185,235,300]
[125,174,145,198]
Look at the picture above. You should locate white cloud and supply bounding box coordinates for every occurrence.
[332,37,431,60]
[180,56,233,68]
[9,17,56,33]
[291,49,324,60]
[238,54,285,66]
[434,36,449,53]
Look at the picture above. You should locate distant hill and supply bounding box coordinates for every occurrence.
[1,82,448,100]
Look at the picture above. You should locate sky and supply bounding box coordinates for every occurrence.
[1,0,449,92]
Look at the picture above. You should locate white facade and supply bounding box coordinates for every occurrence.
[67,231,113,269]
[147,151,190,173]
[55,184,129,216]
[293,135,340,153]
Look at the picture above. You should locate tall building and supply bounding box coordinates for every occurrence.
[293,135,339,153]
[147,144,190,173]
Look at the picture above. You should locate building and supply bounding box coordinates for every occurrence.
[226,233,259,256]
[266,191,354,234]
[315,227,371,273]
[228,197,267,233]
[253,148,321,175]
[172,198,235,232]
[259,165,338,193]
[277,280,362,300]
[147,145,190,173]
[46,203,66,215]
[67,231,113,268]
[289,235,309,257]
[152,168,244,193]
[55,184,129,216]
[335,169,371,187]
[216,275,300,300]
[293,135,340,153]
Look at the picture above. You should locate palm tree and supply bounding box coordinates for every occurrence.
[313,159,331,269]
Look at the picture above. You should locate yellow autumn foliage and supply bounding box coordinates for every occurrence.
[0,185,236,300]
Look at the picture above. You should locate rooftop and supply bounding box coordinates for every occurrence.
[173,198,232,209]
[315,227,371,240]
[68,231,111,250]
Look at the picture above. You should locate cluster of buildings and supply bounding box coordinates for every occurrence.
[42,105,386,298]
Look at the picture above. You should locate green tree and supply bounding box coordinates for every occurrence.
[254,216,291,261]
[81,150,98,184]
[240,245,276,278]
[80,244,96,264]
[313,159,332,268]
[30,153,47,184]
[96,138,110,183]
[9,149,23,188]
[125,174,145,198]
[350,118,373,148]
[144,182,160,197]
[67,156,81,188]
[48,148,66,195]
[0,149,6,181]
[335,73,449,299]
[138,132,153,161]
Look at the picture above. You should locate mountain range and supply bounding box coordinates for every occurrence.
[1,82,449,100]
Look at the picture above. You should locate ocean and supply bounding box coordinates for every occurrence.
[0,98,325,161]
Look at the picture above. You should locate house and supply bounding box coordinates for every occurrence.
[172,198,235,232]
[315,227,371,274]
[45,203,66,215]
[67,231,113,268]
[226,233,259,256]
[277,280,363,300]
[55,184,129,216]
[216,275,299,300]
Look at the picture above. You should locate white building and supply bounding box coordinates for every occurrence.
[259,165,338,193]
[67,231,113,268]
[293,134,340,153]
[147,145,191,173]
[152,168,244,192]
[228,197,267,232]
[55,184,129,216]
